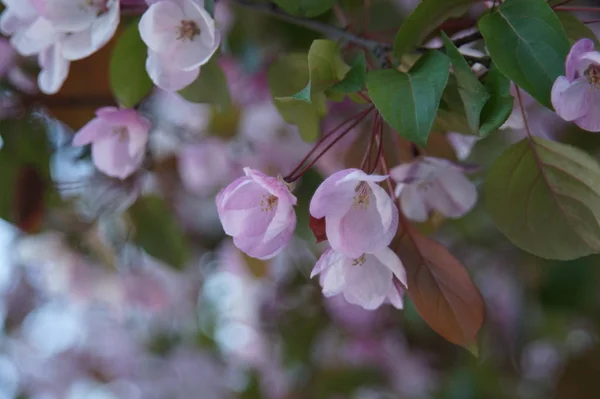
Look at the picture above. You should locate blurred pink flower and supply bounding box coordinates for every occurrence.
[390,157,477,222]
[551,38,600,131]
[216,167,297,259]
[139,0,220,91]
[310,169,398,258]
[220,56,269,105]
[311,247,406,310]
[178,138,234,195]
[72,107,151,180]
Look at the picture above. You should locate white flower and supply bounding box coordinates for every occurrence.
[139,0,220,91]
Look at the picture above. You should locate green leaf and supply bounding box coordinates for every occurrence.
[441,32,490,134]
[479,62,514,136]
[109,18,153,108]
[478,0,570,108]
[557,11,600,46]
[393,0,475,58]
[273,0,337,17]
[178,57,230,110]
[290,39,349,103]
[129,196,190,269]
[268,53,327,142]
[367,51,450,147]
[0,116,54,226]
[486,137,600,260]
[329,52,367,93]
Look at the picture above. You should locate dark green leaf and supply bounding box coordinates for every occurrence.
[478,0,570,108]
[273,0,337,17]
[0,116,54,226]
[268,53,327,142]
[557,11,600,46]
[393,0,475,58]
[367,51,450,146]
[178,57,230,110]
[441,32,490,134]
[486,137,600,260]
[479,62,514,136]
[329,52,367,93]
[129,196,190,269]
[109,19,154,108]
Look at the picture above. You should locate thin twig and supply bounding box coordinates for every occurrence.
[555,6,600,12]
[231,0,391,51]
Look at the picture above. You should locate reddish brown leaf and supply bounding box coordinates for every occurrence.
[309,215,327,243]
[396,223,485,350]
[14,165,46,233]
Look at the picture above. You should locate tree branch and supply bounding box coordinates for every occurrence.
[230,0,392,51]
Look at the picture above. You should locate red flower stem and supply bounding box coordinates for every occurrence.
[360,116,377,171]
[370,114,384,174]
[584,18,600,24]
[284,106,374,181]
[286,107,374,182]
[551,0,577,9]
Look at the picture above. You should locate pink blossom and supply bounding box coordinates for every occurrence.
[551,38,600,131]
[178,138,234,195]
[72,107,151,180]
[311,247,407,310]
[139,0,220,91]
[216,167,297,259]
[310,169,398,258]
[35,0,120,61]
[390,157,477,222]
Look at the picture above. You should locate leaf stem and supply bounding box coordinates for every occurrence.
[284,106,374,182]
[554,6,600,13]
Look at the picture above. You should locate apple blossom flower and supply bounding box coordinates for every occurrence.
[390,157,477,222]
[216,167,297,259]
[551,38,600,132]
[311,247,407,310]
[310,169,398,258]
[139,0,221,91]
[71,107,151,180]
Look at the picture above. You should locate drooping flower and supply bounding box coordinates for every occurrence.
[216,167,297,260]
[311,247,407,310]
[390,157,477,222]
[310,169,398,258]
[71,107,151,180]
[139,0,220,91]
[551,38,600,132]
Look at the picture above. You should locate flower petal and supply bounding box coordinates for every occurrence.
[426,170,477,219]
[37,43,70,95]
[574,89,600,132]
[343,257,391,310]
[72,118,110,146]
[551,76,591,122]
[372,246,407,288]
[318,250,347,296]
[566,38,595,81]
[91,133,142,179]
[400,186,429,222]
[309,168,357,219]
[146,49,199,91]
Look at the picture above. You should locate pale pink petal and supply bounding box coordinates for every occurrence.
[551,76,590,121]
[372,246,407,288]
[566,38,595,81]
[0,10,32,36]
[390,161,437,184]
[37,44,70,95]
[91,134,143,179]
[368,181,397,233]
[11,17,58,56]
[400,186,429,222]
[263,201,295,243]
[426,170,477,218]
[44,0,97,32]
[311,248,333,278]
[574,89,600,132]
[318,250,346,296]
[139,0,183,52]
[61,4,119,61]
[343,256,391,310]
[233,223,294,260]
[218,180,273,236]
[447,132,478,160]
[146,50,199,91]
[126,125,149,158]
[309,168,357,219]
[244,167,296,205]
[386,280,405,309]
[72,118,110,146]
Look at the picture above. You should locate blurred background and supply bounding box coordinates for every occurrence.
[1,0,600,398]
